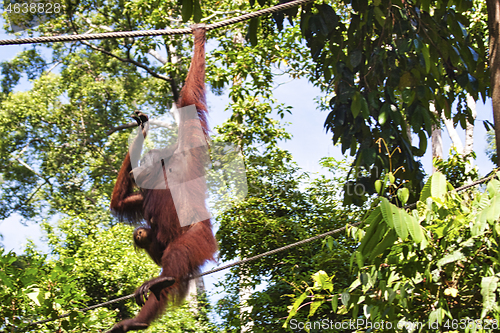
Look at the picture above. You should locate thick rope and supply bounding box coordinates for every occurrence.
[26,170,498,327]
[0,0,312,46]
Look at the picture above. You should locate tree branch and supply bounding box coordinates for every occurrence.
[165,44,180,102]
[80,40,172,82]
[106,122,137,136]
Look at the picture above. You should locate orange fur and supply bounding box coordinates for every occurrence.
[108,25,216,332]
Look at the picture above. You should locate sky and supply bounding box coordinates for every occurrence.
[0,15,497,322]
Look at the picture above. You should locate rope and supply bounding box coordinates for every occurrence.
[27,170,498,327]
[0,0,313,46]
[27,220,361,327]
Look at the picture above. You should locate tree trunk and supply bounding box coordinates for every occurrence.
[464,94,477,172]
[486,0,500,166]
[239,276,254,333]
[442,112,464,154]
[431,103,443,173]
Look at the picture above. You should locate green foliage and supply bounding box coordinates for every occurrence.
[0,49,46,95]
[149,294,217,333]
[486,129,498,165]
[296,0,489,204]
[0,60,159,220]
[216,152,362,331]
[43,212,159,318]
[0,208,214,331]
[0,245,115,332]
[0,0,495,331]
[434,149,479,188]
[285,171,500,331]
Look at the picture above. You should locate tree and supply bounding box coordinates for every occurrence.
[0,2,312,331]
[1,0,498,331]
[486,0,500,166]
[285,171,500,330]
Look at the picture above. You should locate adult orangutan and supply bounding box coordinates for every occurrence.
[107,25,217,332]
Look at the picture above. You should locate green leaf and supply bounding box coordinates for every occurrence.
[193,0,202,23]
[326,237,333,250]
[430,172,446,199]
[369,229,397,260]
[358,207,382,253]
[27,288,41,306]
[331,296,338,313]
[349,277,361,291]
[421,44,430,74]
[481,276,499,318]
[283,292,308,327]
[477,195,500,224]
[429,308,443,325]
[350,50,362,67]
[309,300,324,317]
[420,172,446,202]
[360,95,369,118]
[356,251,364,267]
[420,178,432,202]
[437,250,465,268]
[341,291,350,306]
[351,91,361,118]
[181,0,193,22]
[406,214,424,243]
[487,179,500,198]
[402,89,415,105]
[312,270,333,291]
[360,222,387,256]
[248,17,260,47]
[374,7,385,26]
[380,198,408,239]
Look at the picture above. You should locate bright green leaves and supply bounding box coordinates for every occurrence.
[283,270,335,327]
[312,270,334,292]
[481,276,499,319]
[420,171,447,202]
[380,198,406,240]
[474,178,500,232]
[436,250,466,268]
[283,292,307,327]
[288,172,500,330]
